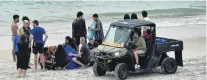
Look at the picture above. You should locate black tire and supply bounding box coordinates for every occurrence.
[115,63,128,80]
[93,62,106,76]
[161,57,177,74]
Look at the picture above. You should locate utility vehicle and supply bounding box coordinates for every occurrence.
[93,19,183,80]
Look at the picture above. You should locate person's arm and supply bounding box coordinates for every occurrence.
[42,28,48,43]
[70,45,84,57]
[72,22,76,38]
[83,20,87,36]
[44,33,48,43]
[137,37,146,50]
[71,52,82,57]
[91,21,102,31]
[94,42,99,47]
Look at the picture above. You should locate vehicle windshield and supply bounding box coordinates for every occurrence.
[102,26,131,47]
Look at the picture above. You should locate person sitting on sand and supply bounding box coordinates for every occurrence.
[54,45,70,69]
[39,46,57,70]
[64,36,77,51]
[88,38,99,66]
[69,37,90,68]
[17,34,30,78]
[124,14,130,20]
[88,38,99,50]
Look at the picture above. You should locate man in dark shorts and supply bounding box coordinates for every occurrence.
[69,37,90,68]
[31,20,48,71]
[72,11,87,51]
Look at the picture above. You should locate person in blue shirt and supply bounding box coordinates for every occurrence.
[31,20,48,71]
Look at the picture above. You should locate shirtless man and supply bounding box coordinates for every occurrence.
[11,14,19,62]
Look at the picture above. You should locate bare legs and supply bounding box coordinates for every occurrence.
[22,70,27,77]
[17,68,21,78]
[17,68,27,78]
[34,54,38,71]
[40,54,45,71]
[133,50,139,64]
[34,54,45,71]
[12,48,16,62]
[72,58,85,67]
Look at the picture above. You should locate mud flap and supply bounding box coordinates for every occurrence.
[175,51,183,66]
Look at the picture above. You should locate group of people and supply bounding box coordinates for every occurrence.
[11,15,48,77]
[11,11,103,78]
[11,10,151,77]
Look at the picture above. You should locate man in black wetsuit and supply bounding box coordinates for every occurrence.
[72,11,87,51]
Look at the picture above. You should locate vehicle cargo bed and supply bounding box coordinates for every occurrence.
[156,37,183,53]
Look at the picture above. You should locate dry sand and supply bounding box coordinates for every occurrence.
[0,24,206,80]
[0,51,205,80]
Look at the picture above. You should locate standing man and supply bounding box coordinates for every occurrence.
[18,16,32,68]
[142,10,150,21]
[142,10,151,36]
[72,11,87,51]
[11,14,19,62]
[89,13,104,44]
[31,20,48,71]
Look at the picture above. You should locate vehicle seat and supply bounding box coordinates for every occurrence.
[139,40,153,57]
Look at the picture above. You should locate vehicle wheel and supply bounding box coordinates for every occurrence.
[93,62,106,76]
[161,57,177,74]
[115,63,128,80]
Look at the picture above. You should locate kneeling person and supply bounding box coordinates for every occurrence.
[54,45,70,69]
[69,37,90,68]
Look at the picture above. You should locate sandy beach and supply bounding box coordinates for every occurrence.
[0,23,206,80]
[0,1,206,80]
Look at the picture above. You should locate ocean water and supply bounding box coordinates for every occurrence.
[0,1,206,36]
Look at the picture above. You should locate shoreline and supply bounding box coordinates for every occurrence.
[0,24,206,59]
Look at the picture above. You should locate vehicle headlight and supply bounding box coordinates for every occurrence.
[114,52,120,57]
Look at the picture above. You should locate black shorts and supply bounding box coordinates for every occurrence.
[77,57,89,65]
[74,35,86,45]
[33,43,44,54]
